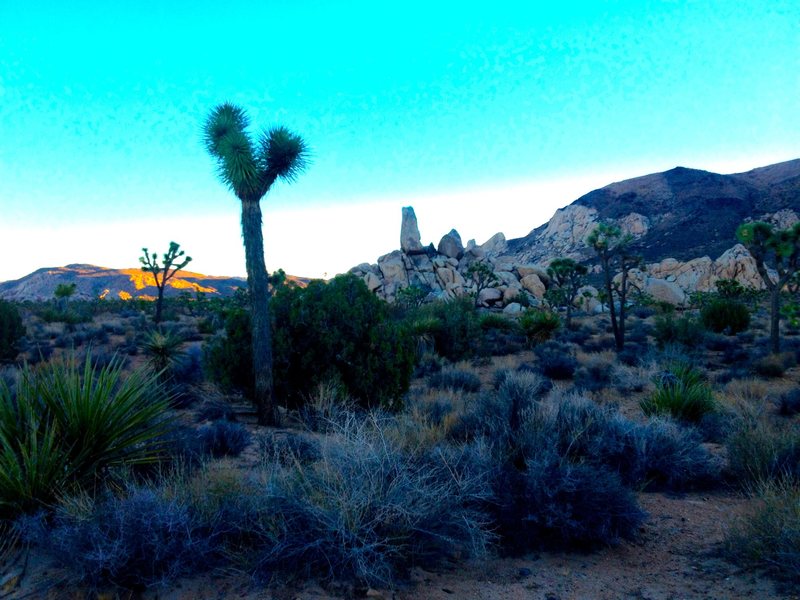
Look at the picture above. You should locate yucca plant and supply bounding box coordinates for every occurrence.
[640,363,717,423]
[141,329,186,377]
[0,352,172,517]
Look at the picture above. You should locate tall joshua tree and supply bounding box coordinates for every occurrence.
[203,103,308,426]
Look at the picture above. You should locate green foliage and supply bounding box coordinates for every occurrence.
[519,308,560,345]
[395,285,428,310]
[479,313,520,332]
[411,297,483,362]
[271,275,415,410]
[54,283,76,300]
[0,352,171,517]
[203,308,254,398]
[0,300,24,362]
[466,260,498,305]
[204,102,309,199]
[545,258,588,327]
[640,364,717,423]
[653,313,706,347]
[141,329,186,376]
[700,298,750,334]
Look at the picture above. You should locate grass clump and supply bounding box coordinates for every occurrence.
[640,363,717,423]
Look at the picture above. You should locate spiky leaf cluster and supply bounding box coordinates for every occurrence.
[204,102,309,201]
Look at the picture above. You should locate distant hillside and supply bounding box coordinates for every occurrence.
[506,158,800,264]
[0,264,264,302]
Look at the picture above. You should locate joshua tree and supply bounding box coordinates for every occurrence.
[54,283,77,312]
[736,221,800,354]
[467,260,499,307]
[140,242,192,325]
[545,258,588,329]
[587,223,639,351]
[204,103,309,426]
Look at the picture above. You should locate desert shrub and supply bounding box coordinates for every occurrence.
[726,419,800,485]
[519,308,560,345]
[557,325,592,346]
[616,344,642,366]
[640,364,717,423]
[534,341,577,379]
[203,308,254,398]
[0,300,24,362]
[196,397,238,423]
[256,416,493,586]
[524,393,719,491]
[479,313,518,332]
[779,389,800,417]
[428,367,481,392]
[19,486,216,590]
[0,352,171,517]
[257,431,321,466]
[653,313,706,348]
[701,298,750,334]
[725,479,800,589]
[574,356,614,392]
[752,352,796,378]
[271,274,416,410]
[493,455,645,553]
[197,421,251,458]
[412,297,482,362]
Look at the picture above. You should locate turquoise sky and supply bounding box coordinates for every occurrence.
[1,1,798,280]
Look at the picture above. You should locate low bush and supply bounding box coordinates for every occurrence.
[725,479,800,589]
[534,341,577,379]
[197,421,252,458]
[19,486,216,590]
[493,454,645,553]
[519,309,560,346]
[653,314,706,348]
[574,356,614,392]
[752,352,796,378]
[640,364,717,423]
[701,298,750,335]
[257,416,493,586]
[779,389,800,417]
[428,367,481,392]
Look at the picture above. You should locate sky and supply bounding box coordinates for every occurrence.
[1,1,798,282]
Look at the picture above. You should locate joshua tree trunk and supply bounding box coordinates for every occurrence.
[240,198,277,426]
[770,286,781,354]
[155,286,165,324]
[601,257,622,350]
